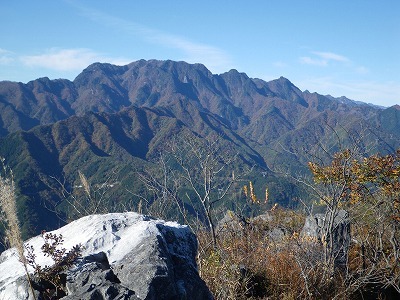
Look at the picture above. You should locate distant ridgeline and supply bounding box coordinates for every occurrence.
[0,59,399,245]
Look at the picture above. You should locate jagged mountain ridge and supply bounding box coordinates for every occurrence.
[2,59,396,162]
[0,59,398,179]
[0,59,383,136]
[0,59,399,245]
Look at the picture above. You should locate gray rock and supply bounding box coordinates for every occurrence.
[301,209,350,266]
[216,210,249,235]
[113,224,211,300]
[0,212,213,300]
[217,211,290,243]
[267,226,287,242]
[63,252,138,300]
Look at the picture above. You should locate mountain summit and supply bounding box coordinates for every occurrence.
[0,59,384,137]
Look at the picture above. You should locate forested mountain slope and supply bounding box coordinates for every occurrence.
[0,59,398,243]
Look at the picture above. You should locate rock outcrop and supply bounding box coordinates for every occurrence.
[301,209,350,266]
[0,212,212,300]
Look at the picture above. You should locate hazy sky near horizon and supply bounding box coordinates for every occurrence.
[1,0,399,107]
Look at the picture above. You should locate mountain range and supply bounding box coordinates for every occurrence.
[0,59,399,244]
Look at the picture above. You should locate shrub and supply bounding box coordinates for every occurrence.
[26,232,83,299]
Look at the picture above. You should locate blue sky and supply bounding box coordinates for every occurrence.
[1,0,399,107]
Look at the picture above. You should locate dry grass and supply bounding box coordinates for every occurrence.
[0,159,24,260]
[197,209,352,300]
[0,158,37,299]
[197,206,400,299]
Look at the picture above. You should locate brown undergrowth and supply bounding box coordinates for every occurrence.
[197,208,353,300]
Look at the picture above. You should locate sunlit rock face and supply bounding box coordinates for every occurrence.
[0,212,212,300]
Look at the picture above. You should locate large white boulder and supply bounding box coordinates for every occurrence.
[0,212,212,300]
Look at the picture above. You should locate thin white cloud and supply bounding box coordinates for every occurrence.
[72,3,232,73]
[300,56,328,66]
[0,48,11,55]
[300,51,350,67]
[355,66,370,75]
[312,51,349,62]
[20,48,131,71]
[0,48,14,64]
[152,34,232,72]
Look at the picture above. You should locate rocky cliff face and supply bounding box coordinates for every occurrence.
[0,212,212,300]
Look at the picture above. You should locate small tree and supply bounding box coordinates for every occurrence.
[139,133,243,247]
[308,148,400,296]
[26,232,82,298]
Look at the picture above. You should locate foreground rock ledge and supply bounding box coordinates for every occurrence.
[0,212,212,300]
